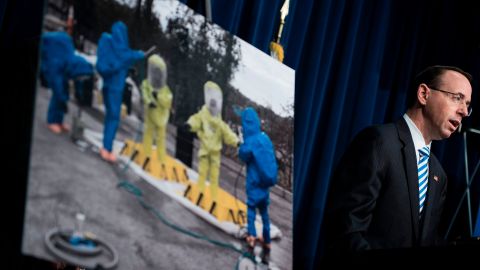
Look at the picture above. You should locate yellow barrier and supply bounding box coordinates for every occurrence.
[183,182,247,226]
[121,139,247,226]
[121,140,190,184]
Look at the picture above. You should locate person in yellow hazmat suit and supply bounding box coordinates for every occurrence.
[187,81,239,203]
[141,54,172,164]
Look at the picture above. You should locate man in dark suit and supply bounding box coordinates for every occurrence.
[323,65,473,255]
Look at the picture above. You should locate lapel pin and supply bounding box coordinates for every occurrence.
[434,175,439,182]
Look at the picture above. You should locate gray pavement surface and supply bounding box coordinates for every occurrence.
[22,85,292,269]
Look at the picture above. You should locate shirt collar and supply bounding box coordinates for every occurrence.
[403,113,431,162]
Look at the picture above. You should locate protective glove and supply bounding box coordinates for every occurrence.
[237,126,244,144]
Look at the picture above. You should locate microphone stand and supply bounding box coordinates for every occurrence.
[445,128,480,240]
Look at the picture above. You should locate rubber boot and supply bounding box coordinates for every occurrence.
[261,244,271,265]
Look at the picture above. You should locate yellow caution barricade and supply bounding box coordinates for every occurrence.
[123,139,247,226]
[183,182,247,226]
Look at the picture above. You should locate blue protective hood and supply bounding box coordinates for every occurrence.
[241,107,261,138]
[41,32,93,80]
[111,21,129,51]
[96,21,144,80]
[41,32,75,74]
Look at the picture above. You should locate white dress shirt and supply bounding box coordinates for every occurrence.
[403,113,432,163]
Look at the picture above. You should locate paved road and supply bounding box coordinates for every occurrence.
[22,86,292,269]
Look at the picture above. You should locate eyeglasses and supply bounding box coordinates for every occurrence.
[427,86,472,117]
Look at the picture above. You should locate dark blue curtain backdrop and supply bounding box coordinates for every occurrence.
[182,0,480,268]
[2,0,480,268]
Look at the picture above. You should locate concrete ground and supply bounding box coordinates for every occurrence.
[22,85,292,270]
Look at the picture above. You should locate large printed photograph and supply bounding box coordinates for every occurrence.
[22,0,294,269]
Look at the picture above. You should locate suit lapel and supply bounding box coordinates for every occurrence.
[396,119,420,239]
[420,160,439,240]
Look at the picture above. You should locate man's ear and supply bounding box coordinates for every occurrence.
[417,84,429,106]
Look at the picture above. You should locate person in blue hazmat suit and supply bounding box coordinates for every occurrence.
[238,107,278,265]
[142,54,172,164]
[187,81,239,203]
[96,21,145,162]
[40,31,94,134]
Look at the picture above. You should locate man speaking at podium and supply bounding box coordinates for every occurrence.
[323,65,473,255]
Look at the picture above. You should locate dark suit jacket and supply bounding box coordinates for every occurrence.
[323,118,447,253]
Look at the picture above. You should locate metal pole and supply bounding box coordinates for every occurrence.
[445,130,478,239]
[276,0,290,43]
[205,0,212,21]
[464,131,473,236]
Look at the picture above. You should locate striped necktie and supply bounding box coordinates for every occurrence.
[418,146,430,216]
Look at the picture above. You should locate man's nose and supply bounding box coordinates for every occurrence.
[458,103,469,117]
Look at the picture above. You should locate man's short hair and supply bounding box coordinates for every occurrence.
[408,65,472,107]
